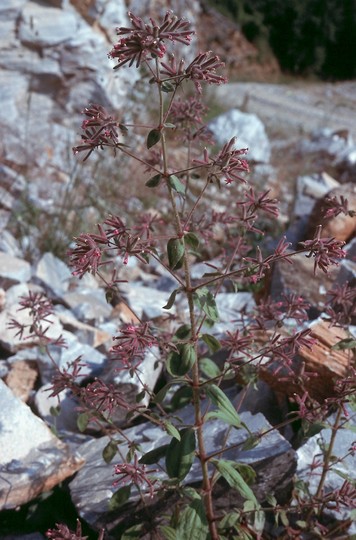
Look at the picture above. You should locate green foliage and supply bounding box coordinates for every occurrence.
[208,0,356,79]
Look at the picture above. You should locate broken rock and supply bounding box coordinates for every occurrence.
[0,379,83,510]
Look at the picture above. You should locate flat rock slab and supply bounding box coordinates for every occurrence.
[70,406,295,533]
[0,251,31,287]
[0,380,83,510]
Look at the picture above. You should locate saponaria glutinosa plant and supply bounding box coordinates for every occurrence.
[9,9,356,540]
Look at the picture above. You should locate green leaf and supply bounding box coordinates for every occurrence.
[167,238,185,270]
[164,421,181,441]
[201,333,221,353]
[168,175,186,195]
[139,444,169,465]
[121,523,143,539]
[332,338,356,350]
[109,485,131,511]
[176,498,209,540]
[161,81,175,93]
[235,462,256,485]
[213,459,258,505]
[153,381,175,404]
[206,384,242,428]
[170,385,193,410]
[167,344,196,376]
[147,128,161,149]
[136,389,146,403]
[193,287,219,322]
[181,343,196,368]
[218,511,241,531]
[163,288,180,310]
[146,173,162,188]
[50,405,61,417]
[174,324,192,340]
[159,526,177,540]
[184,232,199,250]
[102,440,118,463]
[199,357,221,379]
[77,412,90,432]
[165,428,196,481]
[241,434,260,451]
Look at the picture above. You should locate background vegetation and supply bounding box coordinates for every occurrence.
[207,0,356,80]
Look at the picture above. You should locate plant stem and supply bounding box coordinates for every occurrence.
[155,61,218,539]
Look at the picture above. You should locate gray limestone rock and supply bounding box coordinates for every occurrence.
[35,252,72,298]
[119,282,177,320]
[209,109,271,163]
[18,3,79,47]
[0,379,84,510]
[0,252,31,287]
[63,287,113,323]
[70,404,295,531]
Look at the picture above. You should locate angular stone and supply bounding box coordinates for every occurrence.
[119,283,177,320]
[259,319,353,401]
[70,404,295,531]
[209,109,271,163]
[4,359,38,402]
[55,305,112,348]
[35,252,72,297]
[0,185,15,210]
[63,288,113,323]
[18,2,79,47]
[213,292,256,334]
[0,251,31,287]
[0,379,84,510]
[0,230,22,257]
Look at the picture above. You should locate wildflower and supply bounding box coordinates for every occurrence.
[322,194,355,219]
[243,187,279,218]
[220,328,253,360]
[7,292,65,346]
[82,378,132,416]
[47,357,85,399]
[72,104,124,161]
[325,282,356,326]
[169,97,207,128]
[113,454,158,498]
[109,11,193,69]
[68,233,107,278]
[46,520,88,540]
[185,51,227,93]
[299,225,346,274]
[111,322,157,371]
[194,138,249,184]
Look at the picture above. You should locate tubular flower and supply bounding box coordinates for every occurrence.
[72,104,125,161]
[113,454,158,498]
[185,51,227,93]
[300,225,346,274]
[194,137,249,184]
[109,11,193,69]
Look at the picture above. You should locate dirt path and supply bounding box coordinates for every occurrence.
[211,81,356,141]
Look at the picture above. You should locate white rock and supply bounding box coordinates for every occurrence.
[209,109,271,163]
[0,379,83,510]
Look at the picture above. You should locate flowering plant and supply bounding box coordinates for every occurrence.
[12,8,353,540]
